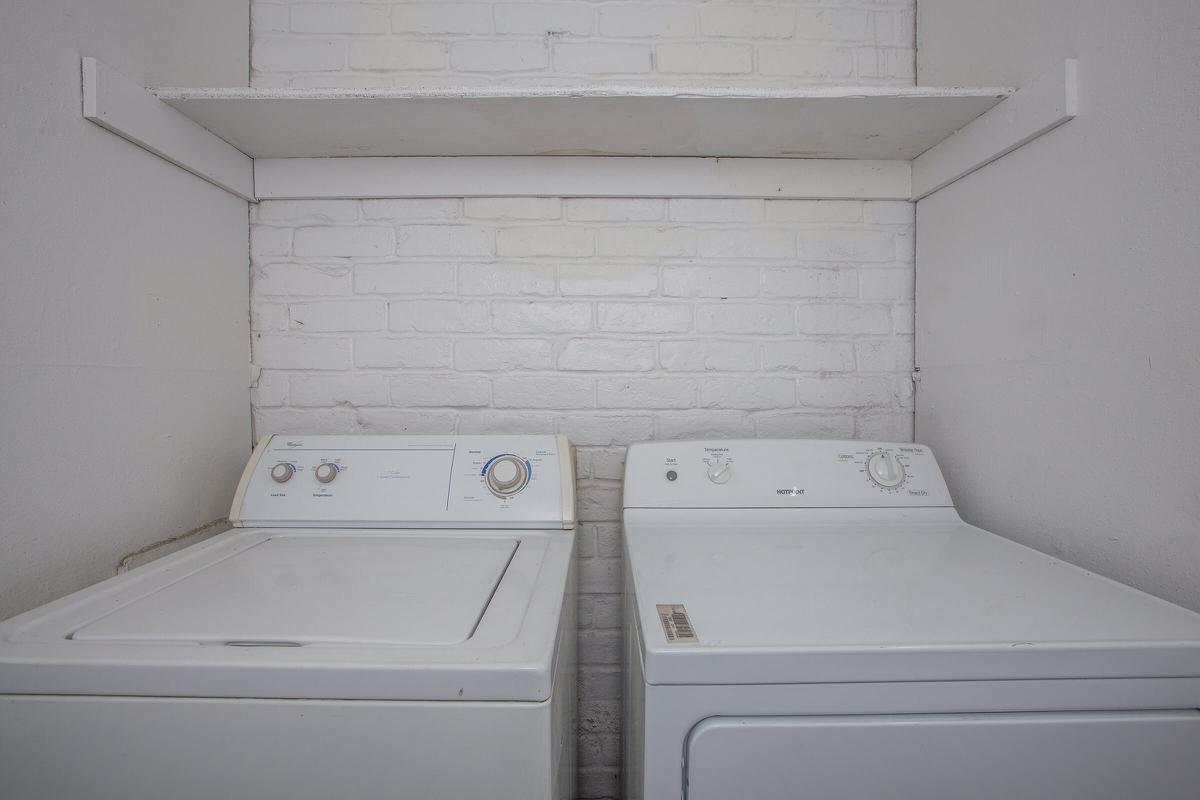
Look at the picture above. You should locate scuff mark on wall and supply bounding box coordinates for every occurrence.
[116,517,230,574]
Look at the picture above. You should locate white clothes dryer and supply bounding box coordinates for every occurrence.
[622,439,1200,800]
[0,434,577,800]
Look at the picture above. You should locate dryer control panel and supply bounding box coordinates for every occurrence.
[231,434,575,529]
[624,440,953,509]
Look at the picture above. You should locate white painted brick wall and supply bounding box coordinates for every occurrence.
[250,197,915,798]
[250,1,916,88]
[248,7,915,796]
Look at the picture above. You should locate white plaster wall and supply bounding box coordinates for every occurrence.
[0,0,251,620]
[915,0,1200,611]
[251,0,915,88]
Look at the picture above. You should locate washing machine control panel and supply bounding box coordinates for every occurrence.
[231,434,574,528]
[624,440,953,509]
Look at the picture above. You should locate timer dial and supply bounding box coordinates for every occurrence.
[485,455,529,497]
[270,463,295,483]
[866,451,905,488]
[315,462,340,484]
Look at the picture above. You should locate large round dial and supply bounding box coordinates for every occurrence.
[315,462,340,484]
[706,460,732,484]
[270,462,295,483]
[485,455,529,497]
[866,451,905,488]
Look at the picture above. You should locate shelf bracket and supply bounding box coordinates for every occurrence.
[911,60,1078,200]
[81,57,256,201]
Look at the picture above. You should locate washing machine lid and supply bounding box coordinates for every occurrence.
[70,535,517,646]
[625,513,1200,685]
[0,527,573,701]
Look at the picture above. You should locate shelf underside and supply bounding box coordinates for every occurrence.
[156,87,1011,160]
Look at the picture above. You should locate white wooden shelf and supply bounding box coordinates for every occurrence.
[152,84,1012,160]
[83,57,1077,201]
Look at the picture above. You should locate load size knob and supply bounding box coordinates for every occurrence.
[270,463,295,483]
[866,451,905,488]
[485,455,529,497]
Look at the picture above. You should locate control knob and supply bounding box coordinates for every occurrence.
[270,463,295,483]
[315,462,340,484]
[485,455,529,497]
[706,460,732,484]
[866,451,905,488]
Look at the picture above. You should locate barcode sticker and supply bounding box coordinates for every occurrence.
[656,604,699,644]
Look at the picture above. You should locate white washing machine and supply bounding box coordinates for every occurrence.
[622,439,1200,800]
[0,434,577,800]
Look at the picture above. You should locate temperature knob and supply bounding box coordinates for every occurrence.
[706,460,732,484]
[485,455,529,497]
[866,451,905,488]
[315,462,340,484]
[270,463,295,483]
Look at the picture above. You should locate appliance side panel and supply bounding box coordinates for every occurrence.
[228,434,274,525]
[915,0,1200,612]
[623,555,648,800]
[552,531,578,800]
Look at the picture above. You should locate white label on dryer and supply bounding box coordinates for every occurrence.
[657,604,699,644]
